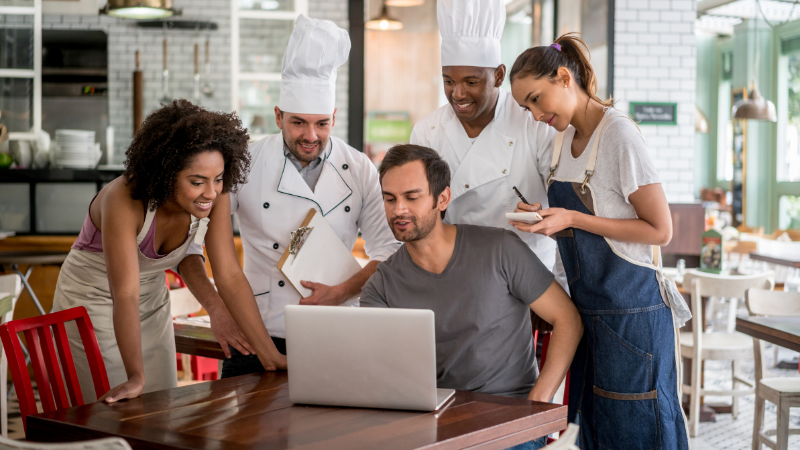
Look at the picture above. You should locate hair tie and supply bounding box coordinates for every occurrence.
[550,43,561,51]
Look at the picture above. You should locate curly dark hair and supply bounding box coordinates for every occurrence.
[123,100,250,210]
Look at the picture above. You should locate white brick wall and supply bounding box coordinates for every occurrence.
[43,0,349,164]
[614,0,696,202]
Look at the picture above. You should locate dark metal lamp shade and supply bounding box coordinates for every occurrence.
[732,85,777,122]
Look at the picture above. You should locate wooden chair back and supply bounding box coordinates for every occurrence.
[744,288,800,383]
[0,275,21,324]
[746,288,800,317]
[0,306,109,431]
[683,271,774,349]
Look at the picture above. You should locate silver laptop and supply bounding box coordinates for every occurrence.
[284,305,455,411]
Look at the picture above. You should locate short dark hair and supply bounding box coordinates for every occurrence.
[379,144,450,218]
[123,100,250,210]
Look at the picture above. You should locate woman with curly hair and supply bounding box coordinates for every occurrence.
[53,100,286,404]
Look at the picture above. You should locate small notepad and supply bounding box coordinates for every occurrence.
[506,212,543,224]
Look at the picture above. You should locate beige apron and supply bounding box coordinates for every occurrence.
[53,208,207,402]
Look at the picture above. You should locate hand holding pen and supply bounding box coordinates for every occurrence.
[512,186,542,213]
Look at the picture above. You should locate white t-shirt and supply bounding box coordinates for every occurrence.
[551,108,661,266]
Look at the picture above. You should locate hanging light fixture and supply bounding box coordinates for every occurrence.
[365,1,403,31]
[695,105,709,133]
[732,83,777,122]
[386,0,424,6]
[731,0,778,122]
[100,0,178,20]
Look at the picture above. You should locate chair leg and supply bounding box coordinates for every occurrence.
[689,357,702,437]
[752,393,765,450]
[732,359,739,419]
[776,400,789,450]
[727,297,738,334]
[772,344,779,368]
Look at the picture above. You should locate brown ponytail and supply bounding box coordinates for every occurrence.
[510,33,612,107]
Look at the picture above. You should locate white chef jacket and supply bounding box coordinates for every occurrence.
[410,89,564,284]
[187,134,400,338]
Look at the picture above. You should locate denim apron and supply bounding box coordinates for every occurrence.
[546,114,690,450]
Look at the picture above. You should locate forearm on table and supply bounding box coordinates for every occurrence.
[528,312,583,403]
[214,271,282,359]
[336,260,380,302]
[572,213,670,246]
[177,255,228,315]
[112,297,145,382]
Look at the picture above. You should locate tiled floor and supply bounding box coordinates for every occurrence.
[688,345,800,450]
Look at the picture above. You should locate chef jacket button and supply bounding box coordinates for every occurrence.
[345,206,351,212]
[278,280,285,287]
[508,141,513,146]
[465,184,469,189]
[342,164,349,170]
[273,243,279,250]
[502,169,508,174]
[431,126,435,129]
[263,202,270,209]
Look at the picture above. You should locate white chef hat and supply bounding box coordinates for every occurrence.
[438,0,506,68]
[279,14,350,115]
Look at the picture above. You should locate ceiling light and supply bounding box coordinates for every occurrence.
[696,105,709,133]
[732,83,777,122]
[101,0,178,20]
[386,0,424,6]
[366,2,403,31]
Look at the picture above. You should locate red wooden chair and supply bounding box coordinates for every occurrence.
[0,306,109,431]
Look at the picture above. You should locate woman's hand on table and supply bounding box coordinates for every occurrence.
[99,375,145,403]
[259,351,288,372]
[208,305,255,359]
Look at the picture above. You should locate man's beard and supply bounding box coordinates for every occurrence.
[389,209,438,242]
[287,138,324,164]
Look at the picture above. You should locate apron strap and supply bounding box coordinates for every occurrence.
[652,245,660,267]
[547,131,566,185]
[137,208,157,242]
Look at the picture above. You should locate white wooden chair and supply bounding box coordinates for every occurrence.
[0,274,22,438]
[0,436,130,450]
[680,271,775,437]
[543,423,580,449]
[745,288,800,450]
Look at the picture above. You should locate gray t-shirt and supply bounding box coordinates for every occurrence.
[361,224,555,399]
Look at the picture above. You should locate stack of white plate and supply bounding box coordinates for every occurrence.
[54,130,100,169]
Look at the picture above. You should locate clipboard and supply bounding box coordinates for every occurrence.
[277,209,363,301]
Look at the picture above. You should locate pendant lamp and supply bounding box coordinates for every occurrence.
[100,0,177,20]
[695,105,709,133]
[732,83,777,122]
[365,1,403,31]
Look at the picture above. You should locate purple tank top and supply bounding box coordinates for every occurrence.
[73,202,168,259]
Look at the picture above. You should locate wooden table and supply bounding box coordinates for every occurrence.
[736,316,800,353]
[26,372,567,450]
[173,321,225,360]
[749,252,800,269]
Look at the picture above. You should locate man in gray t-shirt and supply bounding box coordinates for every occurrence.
[362,144,583,403]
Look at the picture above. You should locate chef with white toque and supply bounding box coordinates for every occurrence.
[179,14,400,378]
[410,0,565,289]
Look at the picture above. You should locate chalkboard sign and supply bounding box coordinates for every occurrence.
[629,102,677,125]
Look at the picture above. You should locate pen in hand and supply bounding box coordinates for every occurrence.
[512,186,530,205]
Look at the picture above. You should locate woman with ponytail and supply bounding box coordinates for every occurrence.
[507,33,690,450]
